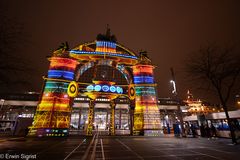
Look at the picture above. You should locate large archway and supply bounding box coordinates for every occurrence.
[29,32,161,137]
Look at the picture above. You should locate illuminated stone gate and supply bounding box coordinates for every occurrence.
[29,30,161,137]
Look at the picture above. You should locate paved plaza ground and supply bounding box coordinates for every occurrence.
[0,133,240,160]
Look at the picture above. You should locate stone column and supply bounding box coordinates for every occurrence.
[109,100,116,136]
[132,64,161,136]
[106,110,109,131]
[129,100,135,135]
[78,107,82,130]
[29,57,79,137]
[87,99,95,136]
[119,108,122,129]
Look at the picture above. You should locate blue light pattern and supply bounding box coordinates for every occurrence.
[94,85,101,92]
[102,85,109,92]
[45,81,69,92]
[133,76,154,84]
[70,50,138,60]
[86,84,123,94]
[48,70,74,80]
[110,86,116,92]
[96,41,116,49]
[86,85,94,92]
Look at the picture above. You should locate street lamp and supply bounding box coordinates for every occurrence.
[170,80,186,137]
[236,94,240,108]
[170,66,187,137]
[170,80,177,95]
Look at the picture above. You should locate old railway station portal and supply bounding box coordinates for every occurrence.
[29,31,161,137]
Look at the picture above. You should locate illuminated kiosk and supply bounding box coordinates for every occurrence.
[29,31,161,137]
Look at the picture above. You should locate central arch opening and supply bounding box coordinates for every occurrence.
[69,60,132,135]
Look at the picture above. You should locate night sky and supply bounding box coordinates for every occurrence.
[1,0,240,103]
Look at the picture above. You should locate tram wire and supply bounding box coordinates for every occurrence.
[88,131,106,160]
[97,130,105,160]
[38,131,105,160]
[116,138,144,160]
[90,132,98,160]
[82,131,106,160]
[100,138,105,160]
[81,133,97,160]
[63,138,87,160]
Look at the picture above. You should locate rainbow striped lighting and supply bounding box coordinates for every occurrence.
[133,65,155,84]
[48,57,78,80]
[133,65,161,135]
[38,81,70,112]
[69,50,138,60]
[96,41,116,53]
[31,57,79,137]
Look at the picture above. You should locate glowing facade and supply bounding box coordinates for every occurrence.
[30,31,161,137]
[133,65,161,136]
[29,57,79,136]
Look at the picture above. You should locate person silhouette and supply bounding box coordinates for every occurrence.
[211,124,217,138]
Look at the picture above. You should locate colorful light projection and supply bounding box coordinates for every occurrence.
[30,57,79,137]
[67,81,79,97]
[70,50,138,60]
[86,99,95,136]
[69,41,138,66]
[85,81,122,136]
[48,57,78,80]
[117,64,132,84]
[85,81,124,100]
[133,66,154,84]
[86,84,123,94]
[30,35,162,137]
[96,41,116,53]
[132,65,161,136]
[38,81,70,112]
[109,100,116,135]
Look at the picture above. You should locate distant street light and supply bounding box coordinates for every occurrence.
[170,68,186,137]
[236,95,240,108]
[170,80,177,95]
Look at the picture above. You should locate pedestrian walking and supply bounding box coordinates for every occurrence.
[185,124,190,136]
[167,123,171,134]
[24,127,29,137]
[200,124,205,137]
[210,124,217,138]
[190,124,196,138]
[173,123,180,137]
[205,124,211,140]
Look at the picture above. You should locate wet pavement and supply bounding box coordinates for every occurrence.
[0,133,239,160]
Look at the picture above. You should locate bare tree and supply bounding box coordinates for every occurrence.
[185,44,240,144]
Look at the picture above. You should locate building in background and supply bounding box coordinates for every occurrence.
[183,90,240,138]
[0,92,187,136]
[1,91,239,138]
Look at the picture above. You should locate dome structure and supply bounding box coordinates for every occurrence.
[69,41,139,65]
